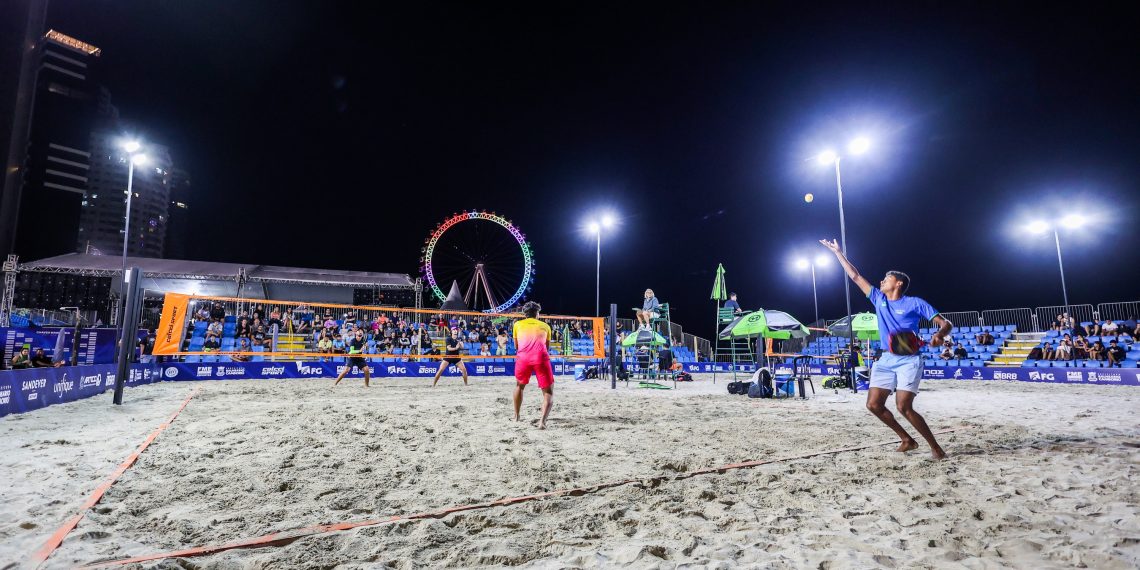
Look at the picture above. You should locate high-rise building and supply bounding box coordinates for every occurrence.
[78,132,172,258]
[13,29,106,260]
[165,168,191,259]
[0,0,50,259]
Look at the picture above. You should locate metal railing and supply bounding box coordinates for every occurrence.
[1097,301,1140,323]
[1035,304,1096,330]
[922,310,981,330]
[980,308,1035,333]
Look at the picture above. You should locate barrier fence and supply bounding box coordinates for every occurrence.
[1035,304,1096,330]
[1098,301,1140,323]
[981,308,1035,333]
[922,310,981,330]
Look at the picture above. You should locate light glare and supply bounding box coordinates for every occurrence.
[1060,214,1086,229]
[131,153,148,166]
[814,254,831,267]
[1026,220,1049,234]
[817,150,837,165]
[601,213,616,228]
[587,222,600,234]
[794,258,809,270]
[848,137,871,155]
[122,140,141,153]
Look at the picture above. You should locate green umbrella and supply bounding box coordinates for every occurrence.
[827,312,880,340]
[718,309,809,340]
[621,328,668,347]
[710,263,727,301]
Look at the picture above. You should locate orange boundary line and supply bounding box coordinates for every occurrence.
[81,425,970,568]
[30,388,202,567]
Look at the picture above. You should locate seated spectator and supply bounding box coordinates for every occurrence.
[1041,342,1055,361]
[1087,321,1101,337]
[1106,340,1127,367]
[1027,345,1045,360]
[1102,320,1119,337]
[232,338,252,362]
[496,331,509,356]
[332,334,346,354]
[252,325,269,347]
[953,343,968,359]
[398,333,411,349]
[31,348,59,368]
[252,304,266,322]
[295,313,310,334]
[235,317,252,339]
[203,336,220,352]
[1133,321,1140,338]
[480,343,492,356]
[939,345,954,360]
[10,346,31,369]
[206,319,223,340]
[210,302,226,321]
[195,305,210,323]
[318,333,333,360]
[1053,312,1074,331]
[323,313,337,334]
[1073,335,1090,359]
[975,330,994,345]
[1088,340,1106,361]
[1053,339,1073,361]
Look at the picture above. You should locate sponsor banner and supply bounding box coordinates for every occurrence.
[1,327,125,366]
[0,363,159,417]
[162,361,529,381]
[920,366,1140,385]
[153,293,191,355]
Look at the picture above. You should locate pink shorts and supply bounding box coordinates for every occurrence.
[515,356,554,390]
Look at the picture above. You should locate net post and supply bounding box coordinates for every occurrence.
[608,303,618,389]
[114,267,141,405]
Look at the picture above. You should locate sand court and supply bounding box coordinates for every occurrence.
[2,376,1138,568]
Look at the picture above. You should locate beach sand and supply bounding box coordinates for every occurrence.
[2,375,1138,568]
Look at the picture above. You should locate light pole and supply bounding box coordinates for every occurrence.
[1027,214,1086,317]
[817,137,870,392]
[586,213,617,316]
[116,141,146,334]
[794,254,831,324]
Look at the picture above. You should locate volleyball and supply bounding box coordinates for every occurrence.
[804,193,814,203]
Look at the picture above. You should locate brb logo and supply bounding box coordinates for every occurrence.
[993,371,1018,380]
[1028,371,1055,381]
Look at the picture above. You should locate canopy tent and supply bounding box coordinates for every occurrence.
[11,253,419,307]
[827,312,880,340]
[439,281,469,311]
[719,309,809,340]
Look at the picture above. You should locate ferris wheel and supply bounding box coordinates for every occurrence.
[421,211,534,313]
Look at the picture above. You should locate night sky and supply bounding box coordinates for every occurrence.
[43,1,1140,334]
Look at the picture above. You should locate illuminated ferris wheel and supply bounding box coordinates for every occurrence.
[420,211,534,313]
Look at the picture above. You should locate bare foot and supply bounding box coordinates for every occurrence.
[538,421,546,430]
[930,447,948,460]
[896,439,919,452]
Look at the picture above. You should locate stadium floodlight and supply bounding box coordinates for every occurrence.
[585,212,619,316]
[793,255,827,324]
[122,140,141,153]
[130,153,148,166]
[810,136,874,391]
[1026,220,1049,234]
[1023,214,1090,317]
[848,136,871,155]
[814,254,831,266]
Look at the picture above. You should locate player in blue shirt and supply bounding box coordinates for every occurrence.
[820,239,951,460]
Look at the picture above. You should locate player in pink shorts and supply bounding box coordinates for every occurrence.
[512,301,555,429]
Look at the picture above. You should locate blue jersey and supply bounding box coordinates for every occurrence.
[868,287,940,354]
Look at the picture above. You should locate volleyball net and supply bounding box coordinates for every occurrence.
[152,293,606,361]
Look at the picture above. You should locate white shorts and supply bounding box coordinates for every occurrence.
[869,353,923,393]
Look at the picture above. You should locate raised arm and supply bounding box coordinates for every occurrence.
[818,239,872,297]
[930,315,953,348]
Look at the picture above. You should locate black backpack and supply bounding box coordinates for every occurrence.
[727,381,748,395]
[747,368,774,399]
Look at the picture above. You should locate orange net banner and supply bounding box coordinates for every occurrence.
[150,293,607,361]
